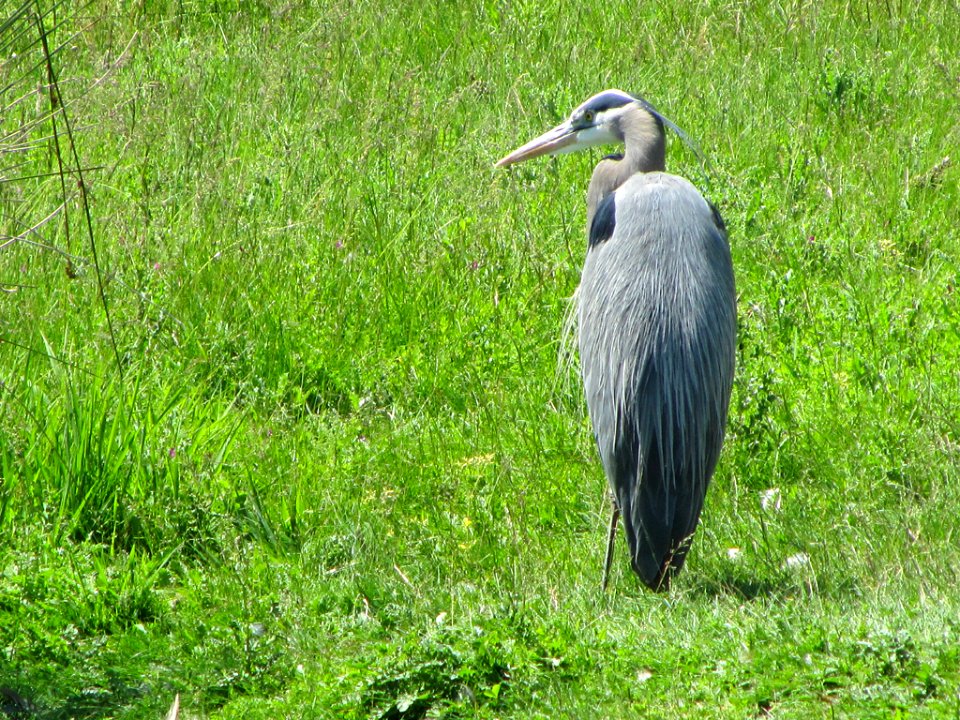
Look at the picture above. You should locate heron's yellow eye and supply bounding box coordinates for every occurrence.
[583,110,595,123]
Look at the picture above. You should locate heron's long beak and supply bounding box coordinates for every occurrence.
[495,122,577,167]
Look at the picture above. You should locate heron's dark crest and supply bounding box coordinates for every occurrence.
[570,89,637,123]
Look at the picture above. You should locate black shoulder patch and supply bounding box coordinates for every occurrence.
[602,152,625,162]
[589,192,617,248]
[708,201,727,235]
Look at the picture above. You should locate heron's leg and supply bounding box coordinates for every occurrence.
[602,494,620,592]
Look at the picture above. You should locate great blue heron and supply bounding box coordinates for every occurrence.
[497,90,736,591]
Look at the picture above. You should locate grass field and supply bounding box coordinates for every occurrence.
[2,0,960,717]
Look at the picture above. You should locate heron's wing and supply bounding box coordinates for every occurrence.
[578,173,736,589]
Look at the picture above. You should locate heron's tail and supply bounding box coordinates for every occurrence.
[618,431,705,591]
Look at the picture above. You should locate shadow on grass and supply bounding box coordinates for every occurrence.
[0,687,34,720]
[0,685,119,720]
[693,570,790,601]
[0,680,157,720]
[604,562,792,602]
[691,565,860,602]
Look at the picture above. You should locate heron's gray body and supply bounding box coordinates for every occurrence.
[497,89,736,591]
[578,173,735,587]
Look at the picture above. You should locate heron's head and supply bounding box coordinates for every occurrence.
[495,89,652,167]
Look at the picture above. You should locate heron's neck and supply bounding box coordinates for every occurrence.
[621,107,666,175]
[586,107,666,230]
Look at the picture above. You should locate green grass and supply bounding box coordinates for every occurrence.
[2,0,959,717]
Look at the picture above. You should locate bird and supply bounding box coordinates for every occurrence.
[496,90,736,591]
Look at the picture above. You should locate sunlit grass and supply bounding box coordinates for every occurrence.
[1,0,959,717]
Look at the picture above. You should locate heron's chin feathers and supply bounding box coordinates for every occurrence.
[555,123,621,155]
